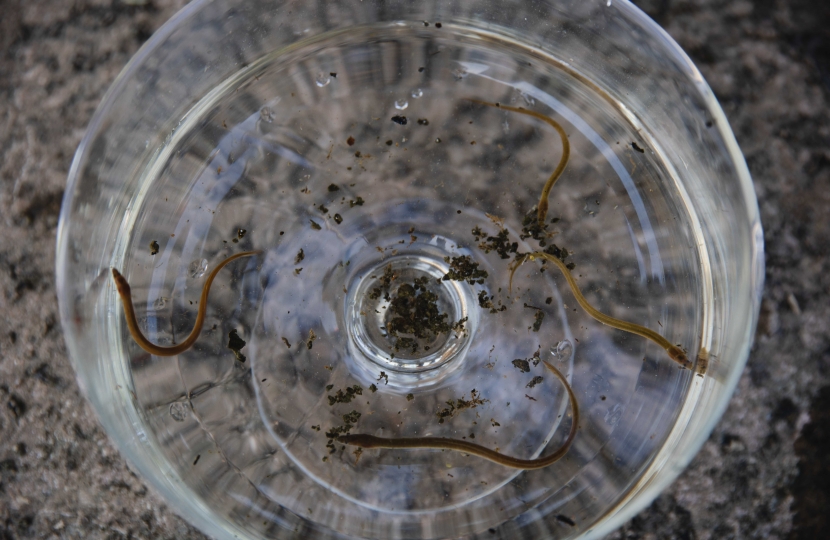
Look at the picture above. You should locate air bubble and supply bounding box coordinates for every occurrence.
[315,72,331,87]
[152,297,168,310]
[394,99,409,110]
[170,402,189,422]
[189,258,208,279]
[259,107,275,123]
[551,339,573,360]
[604,403,623,426]
[521,92,536,105]
[411,88,424,99]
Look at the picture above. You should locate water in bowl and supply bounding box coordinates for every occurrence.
[116,21,704,539]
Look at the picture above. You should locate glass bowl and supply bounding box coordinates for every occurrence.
[56,0,763,538]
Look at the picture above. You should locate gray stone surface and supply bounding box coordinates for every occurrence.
[0,0,827,538]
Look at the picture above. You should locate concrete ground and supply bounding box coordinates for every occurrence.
[0,0,828,538]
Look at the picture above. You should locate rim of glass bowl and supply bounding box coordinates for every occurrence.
[56,1,764,539]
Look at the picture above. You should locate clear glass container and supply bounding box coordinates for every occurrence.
[56,0,763,538]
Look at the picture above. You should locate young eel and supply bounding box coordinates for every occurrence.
[466,98,570,227]
[111,250,262,356]
[337,360,579,470]
[472,99,689,369]
[509,252,691,369]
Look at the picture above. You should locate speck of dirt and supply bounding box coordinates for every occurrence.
[391,115,408,125]
[310,219,322,230]
[556,515,576,527]
[227,329,247,363]
[328,183,341,191]
[417,118,429,125]
[512,359,530,373]
[149,240,159,255]
[442,255,488,284]
[436,389,488,424]
[333,213,343,224]
[532,311,545,332]
[476,228,517,259]
[631,142,645,153]
[327,385,364,405]
[526,376,544,388]
[295,248,305,264]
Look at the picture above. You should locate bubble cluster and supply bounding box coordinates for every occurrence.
[259,107,275,123]
[169,402,189,422]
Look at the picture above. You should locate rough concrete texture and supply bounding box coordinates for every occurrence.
[0,0,827,538]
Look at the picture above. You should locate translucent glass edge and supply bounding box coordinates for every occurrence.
[54,0,254,538]
[617,0,763,253]
[581,2,765,537]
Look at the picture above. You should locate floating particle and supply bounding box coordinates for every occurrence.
[227,329,247,363]
[556,515,576,527]
[511,359,530,373]
[532,311,545,332]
